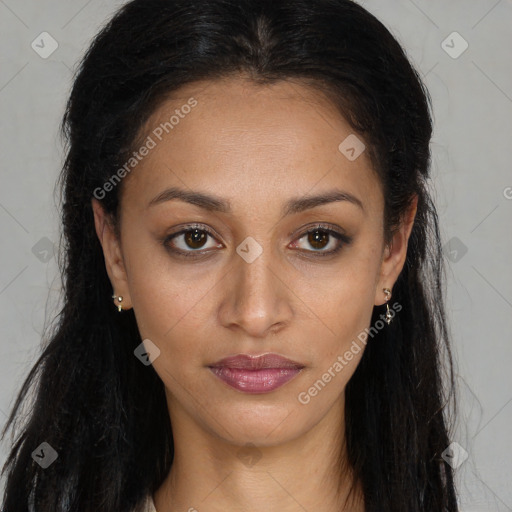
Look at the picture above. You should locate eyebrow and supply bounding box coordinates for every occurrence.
[147,186,364,215]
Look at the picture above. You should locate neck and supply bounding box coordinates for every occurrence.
[154,395,364,512]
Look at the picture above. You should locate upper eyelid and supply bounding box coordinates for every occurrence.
[167,223,222,241]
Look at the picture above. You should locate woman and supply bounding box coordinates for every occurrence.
[0,0,458,510]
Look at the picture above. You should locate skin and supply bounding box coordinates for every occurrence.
[92,76,417,512]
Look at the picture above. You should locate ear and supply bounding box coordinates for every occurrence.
[91,198,133,311]
[374,195,418,306]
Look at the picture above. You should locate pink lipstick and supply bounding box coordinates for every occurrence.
[208,353,304,393]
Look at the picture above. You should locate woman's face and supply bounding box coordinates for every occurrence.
[93,77,413,446]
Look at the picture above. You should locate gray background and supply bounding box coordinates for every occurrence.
[0,0,511,509]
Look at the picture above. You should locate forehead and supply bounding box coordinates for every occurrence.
[119,77,382,218]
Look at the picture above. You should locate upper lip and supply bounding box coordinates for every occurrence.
[209,353,304,370]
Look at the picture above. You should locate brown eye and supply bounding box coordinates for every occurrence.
[307,229,330,250]
[183,229,208,249]
[290,224,352,257]
[163,225,223,258]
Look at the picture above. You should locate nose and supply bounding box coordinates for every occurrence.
[218,244,294,338]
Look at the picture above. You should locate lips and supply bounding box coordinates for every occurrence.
[208,353,304,393]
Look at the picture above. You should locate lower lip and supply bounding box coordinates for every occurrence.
[208,367,303,393]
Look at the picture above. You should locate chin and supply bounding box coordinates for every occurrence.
[209,401,309,446]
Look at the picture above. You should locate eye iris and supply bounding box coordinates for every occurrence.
[184,229,207,249]
[308,229,329,250]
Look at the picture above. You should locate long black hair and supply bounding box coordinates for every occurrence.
[1,0,458,510]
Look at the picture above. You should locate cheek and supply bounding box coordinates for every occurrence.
[297,290,372,410]
[123,226,206,323]
[129,273,213,399]
[130,275,213,361]
[303,241,382,372]
[122,239,207,354]
[314,244,381,321]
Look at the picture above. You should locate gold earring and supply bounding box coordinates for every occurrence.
[383,288,392,325]
[112,293,123,312]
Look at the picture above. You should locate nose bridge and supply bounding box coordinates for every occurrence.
[237,241,273,300]
[223,237,291,336]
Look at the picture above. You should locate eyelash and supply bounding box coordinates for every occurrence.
[163,223,352,259]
